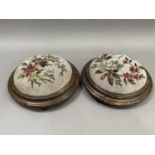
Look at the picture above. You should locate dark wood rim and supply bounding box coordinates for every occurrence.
[81,59,153,107]
[8,62,80,110]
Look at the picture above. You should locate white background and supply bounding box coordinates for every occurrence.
[0,0,155,155]
[0,19,154,134]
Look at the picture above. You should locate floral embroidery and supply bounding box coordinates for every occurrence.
[91,54,145,86]
[18,55,67,88]
[122,57,145,85]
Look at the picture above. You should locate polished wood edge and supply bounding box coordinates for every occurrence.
[8,63,80,110]
[81,59,153,107]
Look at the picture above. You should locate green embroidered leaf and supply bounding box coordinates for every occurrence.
[112,72,120,79]
[123,78,127,85]
[58,64,67,76]
[36,69,43,74]
[91,64,98,69]
[140,74,145,78]
[105,55,112,60]
[95,58,101,62]
[21,62,27,66]
[107,73,114,86]
[95,70,103,74]
[115,78,122,86]
[42,78,54,83]
[18,74,25,78]
[100,72,108,80]
[128,79,136,85]
[129,60,132,63]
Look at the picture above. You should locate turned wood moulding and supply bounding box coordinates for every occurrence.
[8,54,80,110]
[81,53,153,107]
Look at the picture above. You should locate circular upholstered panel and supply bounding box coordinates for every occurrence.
[8,54,80,110]
[14,54,72,96]
[82,53,152,107]
[89,53,147,94]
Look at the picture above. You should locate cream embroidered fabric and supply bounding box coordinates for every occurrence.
[89,53,147,94]
[14,54,72,96]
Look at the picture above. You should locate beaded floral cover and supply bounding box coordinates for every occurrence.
[89,53,147,94]
[14,55,72,96]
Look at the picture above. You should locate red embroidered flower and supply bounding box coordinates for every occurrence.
[133,74,141,80]
[22,64,37,77]
[123,57,128,64]
[129,63,139,73]
[123,72,130,79]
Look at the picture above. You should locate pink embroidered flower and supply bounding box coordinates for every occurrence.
[129,63,139,73]
[22,64,37,77]
[123,57,129,64]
